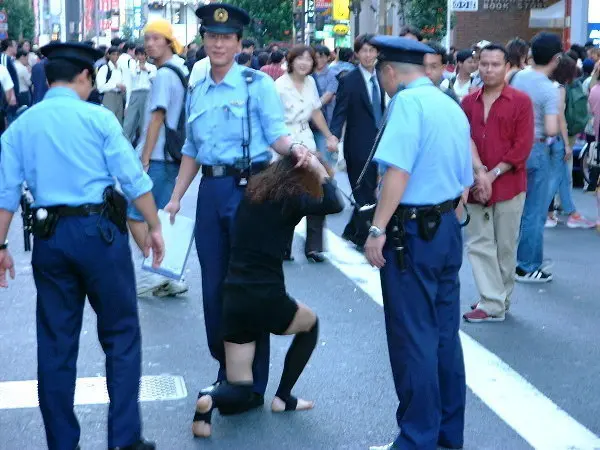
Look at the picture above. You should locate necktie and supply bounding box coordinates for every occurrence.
[371,75,382,127]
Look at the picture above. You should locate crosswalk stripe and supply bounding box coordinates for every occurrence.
[295,220,600,450]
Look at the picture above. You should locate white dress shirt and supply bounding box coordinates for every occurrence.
[15,61,31,93]
[359,64,379,103]
[126,61,156,106]
[96,61,124,94]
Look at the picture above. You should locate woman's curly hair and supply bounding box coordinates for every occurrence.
[246,153,334,203]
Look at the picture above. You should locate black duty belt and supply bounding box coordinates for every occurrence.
[34,203,104,217]
[202,162,269,178]
[395,198,460,221]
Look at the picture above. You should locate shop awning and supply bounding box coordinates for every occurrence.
[529,0,565,29]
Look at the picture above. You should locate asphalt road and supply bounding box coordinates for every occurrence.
[1,173,599,450]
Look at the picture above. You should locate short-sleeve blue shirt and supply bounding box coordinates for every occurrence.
[182,63,289,166]
[0,87,152,212]
[374,77,473,205]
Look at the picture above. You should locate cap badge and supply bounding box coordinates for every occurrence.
[214,8,228,23]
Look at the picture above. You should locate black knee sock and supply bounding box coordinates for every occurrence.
[275,318,319,402]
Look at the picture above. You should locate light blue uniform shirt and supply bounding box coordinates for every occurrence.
[0,87,152,212]
[374,77,473,205]
[182,63,289,165]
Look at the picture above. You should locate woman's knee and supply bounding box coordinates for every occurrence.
[284,303,317,334]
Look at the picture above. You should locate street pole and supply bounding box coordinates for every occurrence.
[378,0,386,35]
[446,0,452,49]
[95,0,100,44]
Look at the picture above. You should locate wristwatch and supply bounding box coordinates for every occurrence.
[492,167,502,177]
[0,240,7,251]
[368,226,385,238]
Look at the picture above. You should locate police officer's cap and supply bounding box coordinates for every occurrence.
[195,3,250,35]
[370,36,434,66]
[40,42,103,69]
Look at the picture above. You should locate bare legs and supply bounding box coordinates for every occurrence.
[192,303,318,438]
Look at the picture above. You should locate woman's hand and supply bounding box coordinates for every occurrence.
[326,135,339,152]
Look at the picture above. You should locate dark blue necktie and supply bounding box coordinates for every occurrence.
[371,75,382,126]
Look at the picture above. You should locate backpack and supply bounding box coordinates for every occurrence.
[583,139,600,191]
[89,64,113,105]
[158,63,188,163]
[565,80,589,136]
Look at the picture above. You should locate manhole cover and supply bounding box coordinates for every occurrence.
[0,375,187,410]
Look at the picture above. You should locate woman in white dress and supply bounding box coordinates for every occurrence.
[275,45,339,263]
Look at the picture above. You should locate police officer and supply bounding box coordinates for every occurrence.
[163,3,311,415]
[363,37,473,450]
[0,42,164,450]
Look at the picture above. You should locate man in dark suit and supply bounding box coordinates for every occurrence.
[330,34,386,248]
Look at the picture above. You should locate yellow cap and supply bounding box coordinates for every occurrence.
[144,19,184,55]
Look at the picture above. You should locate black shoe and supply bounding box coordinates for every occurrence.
[219,392,264,416]
[305,251,326,263]
[283,250,294,261]
[111,439,155,450]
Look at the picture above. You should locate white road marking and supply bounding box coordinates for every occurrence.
[296,220,600,450]
[0,375,187,410]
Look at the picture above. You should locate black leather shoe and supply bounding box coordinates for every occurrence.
[111,439,155,450]
[283,250,295,261]
[305,251,326,263]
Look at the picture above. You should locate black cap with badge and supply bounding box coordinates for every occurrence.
[195,3,251,35]
[369,35,434,66]
[40,42,104,70]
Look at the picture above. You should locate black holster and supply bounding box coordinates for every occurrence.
[32,211,60,239]
[102,186,128,233]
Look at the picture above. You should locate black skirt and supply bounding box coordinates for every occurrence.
[222,283,299,344]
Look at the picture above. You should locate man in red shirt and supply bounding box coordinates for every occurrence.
[260,50,285,80]
[461,44,534,323]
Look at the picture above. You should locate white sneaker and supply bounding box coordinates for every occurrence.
[137,272,169,297]
[545,217,558,228]
[369,444,395,450]
[152,280,189,297]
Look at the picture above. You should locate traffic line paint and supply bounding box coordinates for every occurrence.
[0,375,187,410]
[295,220,600,450]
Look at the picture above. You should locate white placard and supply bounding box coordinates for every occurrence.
[142,210,195,281]
[452,0,478,11]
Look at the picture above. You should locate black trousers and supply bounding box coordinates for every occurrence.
[284,215,324,257]
[343,153,378,246]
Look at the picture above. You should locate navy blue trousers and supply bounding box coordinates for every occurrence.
[380,211,466,450]
[194,177,270,394]
[32,216,142,450]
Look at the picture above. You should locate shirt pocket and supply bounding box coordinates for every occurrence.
[226,103,250,144]
[188,108,209,145]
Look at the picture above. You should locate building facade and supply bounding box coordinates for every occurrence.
[453,0,595,50]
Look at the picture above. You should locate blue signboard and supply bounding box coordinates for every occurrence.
[588,23,600,47]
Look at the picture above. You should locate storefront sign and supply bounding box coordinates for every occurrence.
[482,0,546,10]
[332,0,350,21]
[307,0,316,23]
[588,24,600,47]
[452,0,478,12]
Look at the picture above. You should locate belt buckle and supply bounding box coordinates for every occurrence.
[409,208,417,220]
[213,165,225,177]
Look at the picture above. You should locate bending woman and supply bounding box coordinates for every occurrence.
[191,153,344,438]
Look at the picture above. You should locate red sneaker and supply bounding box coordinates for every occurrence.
[463,309,505,323]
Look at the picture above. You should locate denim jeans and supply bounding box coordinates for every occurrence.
[313,130,338,167]
[127,160,179,221]
[517,142,551,273]
[547,138,576,215]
